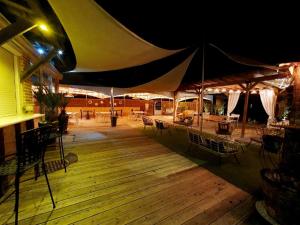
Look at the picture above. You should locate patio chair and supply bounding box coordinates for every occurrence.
[229,113,240,127]
[0,126,55,224]
[154,119,171,135]
[142,116,154,129]
[215,121,234,138]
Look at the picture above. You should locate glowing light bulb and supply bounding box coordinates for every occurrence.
[37,48,45,55]
[39,24,49,31]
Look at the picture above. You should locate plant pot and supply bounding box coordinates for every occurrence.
[261,168,300,225]
[111,116,117,127]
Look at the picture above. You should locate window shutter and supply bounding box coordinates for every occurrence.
[0,47,17,117]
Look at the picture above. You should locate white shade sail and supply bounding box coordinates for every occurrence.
[126,50,197,92]
[49,0,182,72]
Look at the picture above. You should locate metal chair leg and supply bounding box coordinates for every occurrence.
[60,136,67,172]
[42,162,56,209]
[34,164,40,180]
[14,172,20,225]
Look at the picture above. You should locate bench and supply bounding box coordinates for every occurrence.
[187,128,243,164]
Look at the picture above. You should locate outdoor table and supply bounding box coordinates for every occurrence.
[96,112,111,123]
[132,111,145,120]
[81,110,94,119]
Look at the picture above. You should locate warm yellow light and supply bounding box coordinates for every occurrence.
[38,23,49,32]
[221,88,226,92]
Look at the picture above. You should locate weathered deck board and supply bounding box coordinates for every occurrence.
[0,120,251,225]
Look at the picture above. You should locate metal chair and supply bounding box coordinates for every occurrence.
[154,119,171,135]
[0,126,55,225]
[215,121,234,138]
[39,120,67,173]
[142,116,154,129]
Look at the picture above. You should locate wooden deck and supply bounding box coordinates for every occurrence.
[0,119,252,224]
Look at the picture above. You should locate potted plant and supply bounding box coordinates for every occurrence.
[259,126,300,225]
[58,93,70,133]
[33,83,65,122]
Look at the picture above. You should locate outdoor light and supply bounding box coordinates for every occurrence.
[214,88,220,93]
[221,88,226,92]
[207,88,213,92]
[37,48,45,55]
[37,22,50,32]
[58,50,63,55]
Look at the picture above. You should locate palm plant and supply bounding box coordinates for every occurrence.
[33,83,69,122]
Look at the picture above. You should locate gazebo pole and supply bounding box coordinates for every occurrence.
[197,89,201,126]
[240,82,257,137]
[123,94,126,116]
[241,88,250,138]
[200,43,205,132]
[110,87,114,116]
[173,91,177,122]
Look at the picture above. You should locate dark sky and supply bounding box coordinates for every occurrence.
[2,1,298,88]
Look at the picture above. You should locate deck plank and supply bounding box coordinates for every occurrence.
[0,120,251,225]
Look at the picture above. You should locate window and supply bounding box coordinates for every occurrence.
[0,47,17,117]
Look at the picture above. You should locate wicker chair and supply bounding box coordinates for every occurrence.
[0,126,55,224]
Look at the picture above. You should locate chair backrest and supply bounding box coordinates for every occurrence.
[17,126,51,169]
[216,122,233,135]
[142,116,153,125]
[262,134,283,153]
[155,119,164,129]
[218,122,230,131]
[58,114,69,134]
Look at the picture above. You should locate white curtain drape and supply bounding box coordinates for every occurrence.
[227,92,240,116]
[259,89,277,124]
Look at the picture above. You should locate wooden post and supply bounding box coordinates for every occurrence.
[292,65,300,125]
[241,89,250,138]
[197,90,201,126]
[173,92,176,122]
[240,82,257,138]
[0,128,7,196]
[110,87,114,116]
[200,42,205,132]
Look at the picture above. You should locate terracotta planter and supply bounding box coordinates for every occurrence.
[261,168,300,225]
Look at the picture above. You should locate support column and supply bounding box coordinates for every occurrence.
[292,65,300,125]
[110,87,114,116]
[173,91,177,122]
[241,89,250,138]
[0,128,7,197]
[197,90,201,126]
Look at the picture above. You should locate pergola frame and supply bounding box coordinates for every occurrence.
[178,70,291,137]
